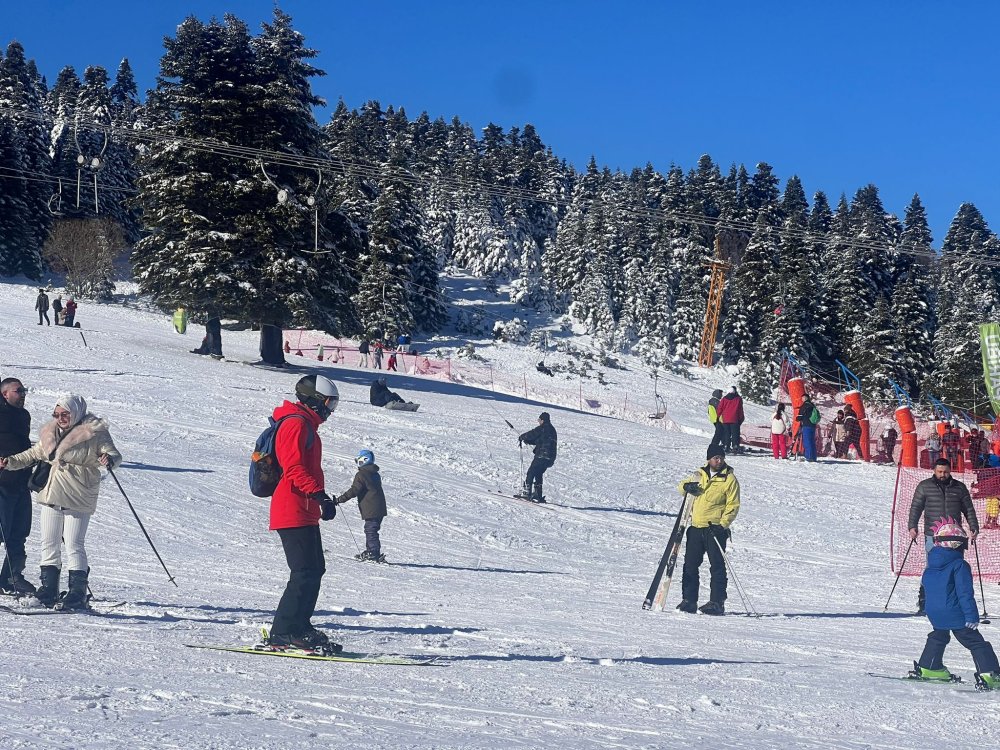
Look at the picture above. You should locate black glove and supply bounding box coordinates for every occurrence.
[710,523,731,540]
[683,482,703,496]
[320,500,337,521]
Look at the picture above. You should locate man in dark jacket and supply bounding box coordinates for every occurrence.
[0,377,35,594]
[908,458,980,613]
[336,449,388,563]
[796,394,820,462]
[517,412,557,503]
[369,378,404,407]
[34,289,50,326]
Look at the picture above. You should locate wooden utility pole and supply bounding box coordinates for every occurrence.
[697,237,731,368]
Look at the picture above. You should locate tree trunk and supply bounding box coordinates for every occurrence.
[260,324,287,365]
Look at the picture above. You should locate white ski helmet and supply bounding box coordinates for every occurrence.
[295,374,339,420]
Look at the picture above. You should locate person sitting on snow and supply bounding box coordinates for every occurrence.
[369,378,404,408]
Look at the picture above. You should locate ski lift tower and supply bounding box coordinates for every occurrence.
[698,237,731,368]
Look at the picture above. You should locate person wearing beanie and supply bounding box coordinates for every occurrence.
[516,413,557,503]
[674,444,741,615]
[716,386,745,454]
[0,393,121,610]
[708,389,724,448]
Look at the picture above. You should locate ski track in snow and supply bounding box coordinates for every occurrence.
[0,280,997,749]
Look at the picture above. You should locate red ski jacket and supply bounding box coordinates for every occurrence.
[269,400,324,530]
[716,393,744,424]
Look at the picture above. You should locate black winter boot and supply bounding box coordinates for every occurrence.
[530,482,545,503]
[916,585,926,616]
[35,565,60,607]
[57,569,89,611]
[0,555,36,595]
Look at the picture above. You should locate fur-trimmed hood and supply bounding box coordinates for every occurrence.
[39,414,112,463]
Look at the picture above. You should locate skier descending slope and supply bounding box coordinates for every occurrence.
[267,375,342,652]
[908,518,1000,690]
[675,445,741,615]
[516,413,557,503]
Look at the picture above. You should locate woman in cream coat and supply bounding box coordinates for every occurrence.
[0,394,121,609]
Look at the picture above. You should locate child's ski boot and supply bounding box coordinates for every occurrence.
[975,671,1000,691]
[907,661,961,682]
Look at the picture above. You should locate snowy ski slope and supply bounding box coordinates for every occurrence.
[0,279,996,749]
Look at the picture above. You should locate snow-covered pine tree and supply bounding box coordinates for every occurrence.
[890,194,935,395]
[726,203,782,365]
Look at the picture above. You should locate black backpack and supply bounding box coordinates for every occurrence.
[249,415,314,497]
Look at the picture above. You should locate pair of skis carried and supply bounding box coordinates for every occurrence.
[642,492,694,611]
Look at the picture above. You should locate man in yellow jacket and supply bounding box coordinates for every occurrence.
[676,444,741,615]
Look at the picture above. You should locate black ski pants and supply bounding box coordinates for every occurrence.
[525,456,554,495]
[272,525,325,636]
[38,310,49,325]
[681,525,728,604]
[710,422,725,447]
[0,485,32,582]
[364,517,383,556]
[919,627,1000,674]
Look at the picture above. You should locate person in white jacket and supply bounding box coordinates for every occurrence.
[771,403,790,460]
[0,394,121,609]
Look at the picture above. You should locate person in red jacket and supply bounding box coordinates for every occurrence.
[268,374,340,652]
[716,386,745,454]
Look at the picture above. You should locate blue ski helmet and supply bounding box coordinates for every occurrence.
[356,449,375,468]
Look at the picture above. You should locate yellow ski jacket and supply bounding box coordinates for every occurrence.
[676,465,741,529]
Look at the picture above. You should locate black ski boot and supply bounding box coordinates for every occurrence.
[56,569,89,611]
[530,482,545,503]
[676,600,697,614]
[514,483,532,500]
[699,601,725,616]
[0,556,37,595]
[35,565,60,607]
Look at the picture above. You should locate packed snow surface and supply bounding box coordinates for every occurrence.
[0,279,996,749]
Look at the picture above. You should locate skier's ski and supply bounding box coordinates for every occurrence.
[488,489,556,509]
[0,601,125,616]
[642,492,689,610]
[649,491,695,612]
[866,673,985,692]
[185,643,439,666]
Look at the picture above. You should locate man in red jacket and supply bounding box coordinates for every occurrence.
[268,374,340,652]
[716,386,745,454]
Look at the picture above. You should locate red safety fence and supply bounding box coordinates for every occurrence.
[281,329,679,429]
[890,466,1000,580]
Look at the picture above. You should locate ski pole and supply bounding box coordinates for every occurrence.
[338,507,363,555]
[973,538,991,624]
[713,534,759,617]
[884,536,915,612]
[106,466,177,587]
[485,399,517,432]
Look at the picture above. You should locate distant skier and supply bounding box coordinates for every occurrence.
[716,386,744,454]
[266,375,341,651]
[336,450,388,563]
[925,431,941,467]
[708,389,724,448]
[373,342,383,370]
[51,295,63,326]
[907,518,999,689]
[770,403,789,460]
[882,425,898,464]
[831,410,847,458]
[842,405,863,459]
[675,444,741,615]
[908,458,979,615]
[386,352,398,372]
[34,289,50,326]
[517,412,557,503]
[358,338,370,367]
[796,394,820,462]
[942,427,962,467]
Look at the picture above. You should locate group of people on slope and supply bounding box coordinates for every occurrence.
[926,425,1000,470]
[34,289,78,328]
[906,458,999,689]
[0,377,121,610]
[762,398,868,463]
[357,333,418,372]
[708,386,745,454]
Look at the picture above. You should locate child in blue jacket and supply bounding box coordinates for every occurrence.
[911,518,1000,689]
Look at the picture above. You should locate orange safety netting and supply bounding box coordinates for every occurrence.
[890,466,1000,580]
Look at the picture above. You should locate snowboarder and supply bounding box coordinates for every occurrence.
[358,338,370,367]
[34,289,50,326]
[908,458,979,615]
[716,386,744,454]
[51,295,63,326]
[770,403,789,460]
[796,394,820,462]
[0,378,35,595]
[675,444,741,615]
[0,393,121,609]
[370,378,403,407]
[266,375,341,651]
[908,518,999,689]
[62,298,77,327]
[336,450,388,563]
[517,412,557,503]
[708,389,725,448]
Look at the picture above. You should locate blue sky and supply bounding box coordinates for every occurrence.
[4,1,999,245]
